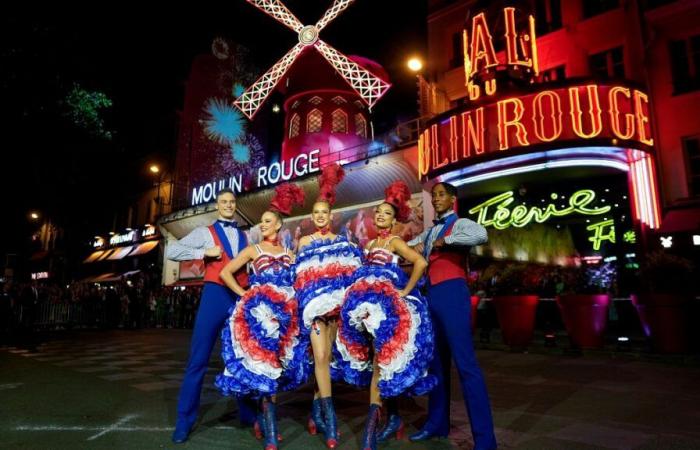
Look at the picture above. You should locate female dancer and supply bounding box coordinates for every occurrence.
[294,164,363,449]
[335,181,436,450]
[216,184,307,450]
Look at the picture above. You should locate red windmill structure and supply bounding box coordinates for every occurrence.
[234,0,392,120]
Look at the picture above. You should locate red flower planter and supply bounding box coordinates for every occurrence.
[492,295,539,348]
[632,294,690,353]
[556,294,610,348]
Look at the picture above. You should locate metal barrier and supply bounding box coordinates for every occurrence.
[34,303,107,329]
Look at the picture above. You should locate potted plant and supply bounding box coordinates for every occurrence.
[557,263,615,349]
[632,251,694,353]
[490,263,541,349]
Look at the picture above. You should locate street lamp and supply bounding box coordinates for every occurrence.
[30,212,40,220]
[407,57,423,72]
[148,163,166,218]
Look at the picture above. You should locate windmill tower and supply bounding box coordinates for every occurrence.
[234,0,392,165]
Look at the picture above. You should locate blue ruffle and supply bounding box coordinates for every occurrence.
[295,236,362,381]
[217,266,309,397]
[336,261,436,398]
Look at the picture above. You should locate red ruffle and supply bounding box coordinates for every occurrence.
[294,263,356,290]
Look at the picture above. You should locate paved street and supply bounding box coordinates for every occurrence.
[2,330,700,449]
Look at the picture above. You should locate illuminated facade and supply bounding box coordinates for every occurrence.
[422,0,700,264]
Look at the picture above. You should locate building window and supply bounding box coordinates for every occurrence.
[353,100,364,109]
[288,113,300,139]
[450,32,462,69]
[538,65,566,83]
[308,96,323,105]
[589,47,624,79]
[307,109,323,133]
[331,95,347,105]
[669,35,700,95]
[291,100,301,109]
[331,109,348,133]
[582,0,619,18]
[355,113,367,138]
[535,0,562,35]
[684,136,700,196]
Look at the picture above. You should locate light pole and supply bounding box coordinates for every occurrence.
[149,164,163,218]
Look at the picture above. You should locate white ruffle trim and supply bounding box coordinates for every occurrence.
[301,288,346,328]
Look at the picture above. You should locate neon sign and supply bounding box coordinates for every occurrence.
[110,231,135,246]
[418,84,654,179]
[587,219,615,251]
[468,189,611,230]
[623,230,637,244]
[463,7,539,101]
[191,149,321,205]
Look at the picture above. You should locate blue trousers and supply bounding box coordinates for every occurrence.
[424,278,497,449]
[176,283,256,427]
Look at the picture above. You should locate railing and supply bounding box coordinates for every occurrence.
[33,303,107,329]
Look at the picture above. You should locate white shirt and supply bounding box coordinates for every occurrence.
[408,211,488,257]
[165,219,246,261]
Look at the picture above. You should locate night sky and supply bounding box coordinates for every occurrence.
[1,1,427,262]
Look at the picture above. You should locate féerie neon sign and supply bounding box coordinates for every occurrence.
[468,189,611,230]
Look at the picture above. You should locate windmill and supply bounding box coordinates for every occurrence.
[234,0,392,119]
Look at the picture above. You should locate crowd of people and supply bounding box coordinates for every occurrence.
[0,271,203,348]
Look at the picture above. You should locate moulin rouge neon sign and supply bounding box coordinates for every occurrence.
[418,83,654,179]
[418,6,654,180]
[468,189,611,230]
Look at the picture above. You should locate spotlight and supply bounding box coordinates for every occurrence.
[544,332,557,347]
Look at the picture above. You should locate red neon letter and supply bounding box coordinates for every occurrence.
[469,13,498,77]
[608,86,635,140]
[497,98,529,150]
[430,124,448,170]
[461,107,485,157]
[449,116,459,163]
[504,7,531,68]
[633,90,654,146]
[418,130,430,177]
[532,90,563,142]
[569,85,603,139]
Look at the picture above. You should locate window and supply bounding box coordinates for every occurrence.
[450,32,463,69]
[683,136,700,196]
[582,0,619,19]
[535,0,562,35]
[355,114,367,138]
[669,35,700,95]
[331,109,348,133]
[291,100,301,109]
[589,47,624,79]
[307,109,323,133]
[308,96,323,105]
[288,113,300,139]
[539,65,566,83]
[331,96,347,105]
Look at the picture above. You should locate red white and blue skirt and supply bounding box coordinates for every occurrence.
[335,264,437,398]
[294,236,363,329]
[215,269,309,397]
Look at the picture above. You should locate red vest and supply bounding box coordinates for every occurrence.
[427,222,468,285]
[203,226,249,289]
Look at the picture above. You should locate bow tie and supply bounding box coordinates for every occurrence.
[433,217,447,226]
[217,220,238,228]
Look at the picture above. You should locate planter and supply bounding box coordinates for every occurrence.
[470,295,480,330]
[492,295,539,348]
[632,294,690,353]
[556,294,610,348]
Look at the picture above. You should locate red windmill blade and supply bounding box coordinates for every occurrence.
[234,0,392,119]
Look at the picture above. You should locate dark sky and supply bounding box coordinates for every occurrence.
[0,1,427,260]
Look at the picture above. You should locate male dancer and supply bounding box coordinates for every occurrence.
[166,188,255,443]
[408,182,497,450]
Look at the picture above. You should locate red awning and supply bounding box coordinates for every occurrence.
[83,250,106,263]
